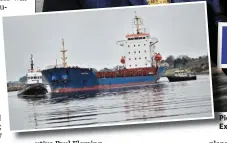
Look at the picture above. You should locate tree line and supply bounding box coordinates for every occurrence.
[161,55,208,68]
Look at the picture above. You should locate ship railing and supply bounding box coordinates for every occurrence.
[45,64,64,69]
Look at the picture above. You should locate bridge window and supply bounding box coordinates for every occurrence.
[138,44,140,46]
[34,76,37,79]
[139,57,141,59]
[145,50,146,53]
[139,51,140,53]
[128,52,130,54]
[144,44,146,46]
[134,51,136,53]
[145,57,147,59]
[135,64,137,67]
[146,64,147,66]
[130,65,131,67]
[134,45,135,47]
[135,58,137,60]
[128,45,130,47]
[129,58,131,60]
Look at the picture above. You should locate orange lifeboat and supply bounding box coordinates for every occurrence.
[155,53,162,61]
[120,56,125,64]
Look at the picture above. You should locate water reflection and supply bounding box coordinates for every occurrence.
[8,75,213,131]
[123,83,165,121]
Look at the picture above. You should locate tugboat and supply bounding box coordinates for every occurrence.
[166,69,197,82]
[17,54,48,97]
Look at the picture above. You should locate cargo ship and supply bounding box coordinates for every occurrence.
[41,12,168,94]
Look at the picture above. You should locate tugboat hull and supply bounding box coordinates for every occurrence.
[17,83,48,97]
[167,76,196,82]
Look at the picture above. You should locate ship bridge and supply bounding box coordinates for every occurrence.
[126,33,149,40]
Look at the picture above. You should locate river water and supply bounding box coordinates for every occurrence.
[8,75,213,131]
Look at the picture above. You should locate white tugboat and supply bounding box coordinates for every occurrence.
[18,54,48,97]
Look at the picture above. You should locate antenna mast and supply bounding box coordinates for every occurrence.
[30,54,34,72]
[134,11,142,34]
[60,38,67,68]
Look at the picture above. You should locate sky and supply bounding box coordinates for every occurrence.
[3,2,209,81]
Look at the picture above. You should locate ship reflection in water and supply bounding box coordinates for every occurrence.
[8,75,212,131]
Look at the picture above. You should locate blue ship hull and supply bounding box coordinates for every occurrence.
[41,66,166,94]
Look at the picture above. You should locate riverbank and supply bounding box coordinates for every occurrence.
[7,85,24,92]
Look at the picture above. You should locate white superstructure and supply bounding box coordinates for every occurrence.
[27,72,42,85]
[117,11,159,69]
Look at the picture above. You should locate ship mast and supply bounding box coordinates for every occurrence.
[30,54,34,72]
[134,11,142,34]
[60,38,67,68]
